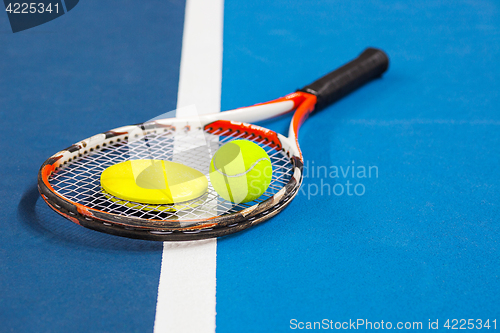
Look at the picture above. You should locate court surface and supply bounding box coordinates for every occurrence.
[1,0,499,332]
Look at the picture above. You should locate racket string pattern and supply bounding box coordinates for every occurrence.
[47,127,294,225]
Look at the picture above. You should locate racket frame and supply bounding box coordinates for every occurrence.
[38,92,315,240]
[38,47,389,241]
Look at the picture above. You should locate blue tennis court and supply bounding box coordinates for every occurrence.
[1,0,499,332]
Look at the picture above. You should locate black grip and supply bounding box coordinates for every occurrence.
[298,48,389,111]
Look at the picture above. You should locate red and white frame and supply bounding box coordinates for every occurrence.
[38,47,389,241]
[37,91,316,241]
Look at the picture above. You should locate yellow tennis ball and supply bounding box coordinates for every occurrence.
[209,140,273,203]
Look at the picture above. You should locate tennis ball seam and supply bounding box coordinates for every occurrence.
[213,157,270,178]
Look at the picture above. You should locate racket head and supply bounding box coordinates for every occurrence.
[38,115,305,241]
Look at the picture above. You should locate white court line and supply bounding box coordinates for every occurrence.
[153,0,223,331]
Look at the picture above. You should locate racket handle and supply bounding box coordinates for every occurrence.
[298,47,389,111]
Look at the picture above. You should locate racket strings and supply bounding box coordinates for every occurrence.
[48,127,293,222]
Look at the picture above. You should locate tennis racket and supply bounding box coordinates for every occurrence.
[38,47,389,241]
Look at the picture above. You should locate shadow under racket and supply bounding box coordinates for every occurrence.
[18,183,164,251]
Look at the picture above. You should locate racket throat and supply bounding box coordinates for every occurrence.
[287,93,317,160]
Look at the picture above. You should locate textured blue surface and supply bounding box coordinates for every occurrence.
[1,0,499,332]
[218,0,499,332]
[0,1,184,332]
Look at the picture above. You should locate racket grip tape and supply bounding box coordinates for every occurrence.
[298,47,389,111]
